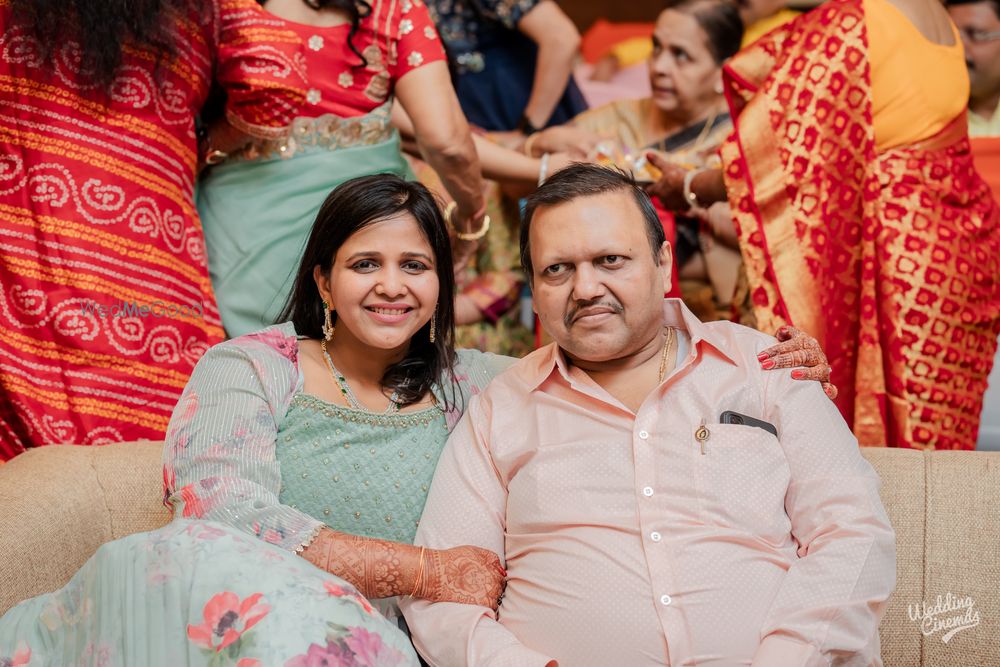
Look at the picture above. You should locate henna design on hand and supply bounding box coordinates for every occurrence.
[759,325,839,399]
[416,545,506,611]
[299,529,506,609]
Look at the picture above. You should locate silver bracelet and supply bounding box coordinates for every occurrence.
[682,167,707,209]
[538,153,551,187]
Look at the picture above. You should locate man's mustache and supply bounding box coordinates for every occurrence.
[565,299,624,327]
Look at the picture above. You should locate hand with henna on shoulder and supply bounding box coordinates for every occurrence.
[761,325,838,399]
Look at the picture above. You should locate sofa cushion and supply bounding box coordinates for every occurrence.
[860,447,925,667]
[921,451,1000,665]
[0,442,169,614]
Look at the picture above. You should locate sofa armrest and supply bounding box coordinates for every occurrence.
[0,442,170,614]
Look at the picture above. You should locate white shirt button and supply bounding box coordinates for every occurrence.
[638,430,649,440]
[650,531,662,542]
[660,594,672,606]
[642,486,654,497]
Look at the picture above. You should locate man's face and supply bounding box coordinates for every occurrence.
[949,2,1000,105]
[529,190,672,364]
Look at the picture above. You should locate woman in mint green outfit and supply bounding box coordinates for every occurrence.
[198,0,489,337]
[0,176,506,665]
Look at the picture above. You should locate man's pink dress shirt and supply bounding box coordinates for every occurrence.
[401,300,896,666]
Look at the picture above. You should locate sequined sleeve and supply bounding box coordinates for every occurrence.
[215,0,308,139]
[389,0,447,80]
[162,324,325,552]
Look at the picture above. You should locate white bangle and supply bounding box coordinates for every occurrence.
[683,167,707,209]
[443,201,491,241]
[538,153,551,187]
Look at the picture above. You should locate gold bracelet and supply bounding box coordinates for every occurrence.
[523,133,539,157]
[444,201,491,241]
[411,546,426,596]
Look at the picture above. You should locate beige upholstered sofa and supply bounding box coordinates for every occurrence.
[1,442,998,665]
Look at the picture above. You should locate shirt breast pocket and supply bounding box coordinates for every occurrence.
[693,423,791,541]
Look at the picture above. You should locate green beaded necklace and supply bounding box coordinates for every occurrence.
[320,338,400,415]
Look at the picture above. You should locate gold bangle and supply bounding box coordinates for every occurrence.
[444,201,491,241]
[523,133,539,157]
[455,214,490,241]
[411,546,426,597]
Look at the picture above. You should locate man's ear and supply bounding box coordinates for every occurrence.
[658,241,673,291]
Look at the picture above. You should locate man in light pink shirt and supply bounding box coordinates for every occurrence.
[400,165,896,666]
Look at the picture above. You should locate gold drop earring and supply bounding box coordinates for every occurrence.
[322,300,335,341]
[429,305,437,343]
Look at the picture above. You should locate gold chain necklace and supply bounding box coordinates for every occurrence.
[657,326,678,383]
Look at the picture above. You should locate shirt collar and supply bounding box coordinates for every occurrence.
[968,100,1000,137]
[521,298,741,392]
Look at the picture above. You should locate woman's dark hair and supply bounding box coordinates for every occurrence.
[256,0,372,67]
[278,174,457,408]
[664,0,744,64]
[520,164,665,280]
[8,0,197,89]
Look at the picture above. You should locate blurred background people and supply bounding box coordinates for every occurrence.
[0,0,304,459]
[197,0,488,337]
[427,0,587,132]
[646,0,1000,450]
[948,0,1000,137]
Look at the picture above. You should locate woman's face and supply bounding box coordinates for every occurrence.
[314,213,440,353]
[648,9,723,118]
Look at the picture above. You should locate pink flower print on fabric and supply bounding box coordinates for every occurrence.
[244,328,298,365]
[324,579,375,615]
[162,465,176,507]
[167,391,201,452]
[187,592,271,653]
[344,627,410,667]
[183,522,228,541]
[252,521,286,545]
[177,485,209,518]
[0,642,31,667]
[285,641,360,667]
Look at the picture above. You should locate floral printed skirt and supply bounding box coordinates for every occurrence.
[0,519,418,666]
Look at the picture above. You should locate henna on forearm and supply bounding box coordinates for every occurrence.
[299,527,421,599]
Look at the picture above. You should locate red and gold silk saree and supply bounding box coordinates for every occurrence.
[721,0,1000,449]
